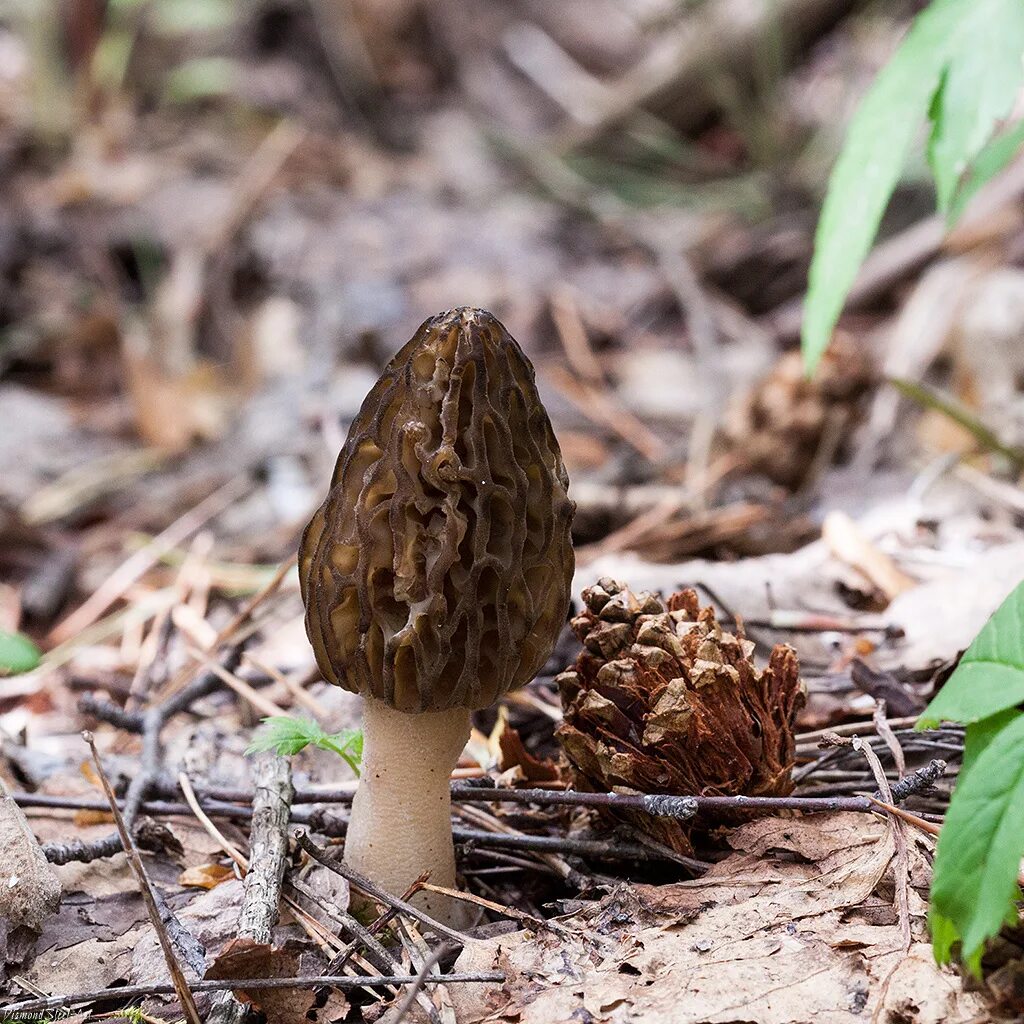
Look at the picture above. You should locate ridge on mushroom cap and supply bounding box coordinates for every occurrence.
[300,308,576,713]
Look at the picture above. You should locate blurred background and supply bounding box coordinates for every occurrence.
[1,0,1023,649]
[5,7,1024,1007]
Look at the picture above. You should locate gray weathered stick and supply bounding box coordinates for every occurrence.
[208,753,294,1024]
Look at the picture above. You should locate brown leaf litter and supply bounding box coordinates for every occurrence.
[452,812,986,1024]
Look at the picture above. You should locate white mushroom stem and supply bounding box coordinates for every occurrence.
[344,696,472,928]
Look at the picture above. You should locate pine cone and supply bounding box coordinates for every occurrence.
[722,338,876,489]
[556,580,805,854]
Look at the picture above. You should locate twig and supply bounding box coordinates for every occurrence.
[208,753,294,1024]
[543,364,667,462]
[237,754,293,940]
[550,287,605,384]
[412,882,572,937]
[3,973,505,1014]
[48,643,247,863]
[886,759,946,803]
[213,555,296,648]
[449,784,874,816]
[83,732,202,1024]
[185,644,287,718]
[796,716,923,744]
[22,784,889,823]
[451,826,696,864]
[850,660,922,718]
[294,830,473,946]
[78,693,144,732]
[286,876,397,978]
[390,944,449,1024]
[178,774,362,976]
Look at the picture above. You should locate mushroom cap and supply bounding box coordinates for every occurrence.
[300,307,575,713]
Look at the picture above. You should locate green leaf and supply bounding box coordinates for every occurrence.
[163,57,238,105]
[0,630,41,676]
[927,0,1024,212]
[948,118,1024,222]
[801,0,962,373]
[918,580,1024,728]
[929,709,1024,974]
[246,716,362,775]
[962,707,1021,779]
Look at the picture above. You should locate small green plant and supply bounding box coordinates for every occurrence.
[917,580,1024,974]
[246,716,363,776]
[803,0,1024,372]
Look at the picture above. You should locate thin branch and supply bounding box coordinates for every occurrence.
[207,754,294,1024]
[83,732,202,1024]
[47,642,246,864]
[294,831,473,946]
[4,973,505,1015]
[390,944,449,1024]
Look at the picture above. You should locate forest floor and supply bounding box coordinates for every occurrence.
[1,1,1024,1021]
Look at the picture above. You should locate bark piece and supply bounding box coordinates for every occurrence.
[0,783,62,973]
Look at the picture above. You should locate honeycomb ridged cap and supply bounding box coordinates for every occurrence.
[300,307,576,712]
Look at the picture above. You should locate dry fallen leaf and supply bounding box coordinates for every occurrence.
[179,862,235,890]
[205,937,318,1024]
[452,812,986,1024]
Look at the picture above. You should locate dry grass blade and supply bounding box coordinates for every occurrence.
[412,882,573,937]
[185,645,287,718]
[49,477,248,645]
[543,364,668,462]
[84,733,203,1024]
[853,737,911,951]
[178,772,248,870]
[872,701,906,778]
[213,554,297,648]
[867,798,941,837]
[550,287,605,385]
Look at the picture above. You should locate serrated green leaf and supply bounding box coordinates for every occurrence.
[0,630,41,675]
[801,0,963,373]
[246,716,362,775]
[918,580,1024,728]
[928,0,1024,211]
[929,709,1024,974]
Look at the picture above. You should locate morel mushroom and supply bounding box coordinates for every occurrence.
[300,307,574,924]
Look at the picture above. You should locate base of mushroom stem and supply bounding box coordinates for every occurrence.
[344,696,477,930]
